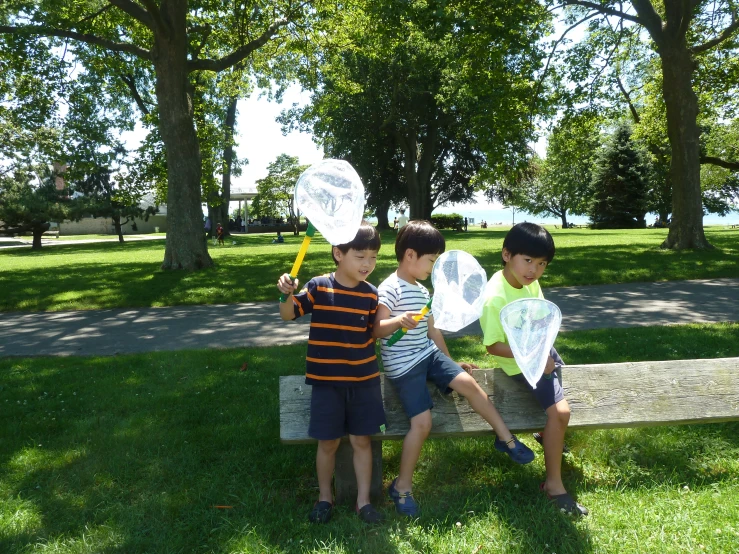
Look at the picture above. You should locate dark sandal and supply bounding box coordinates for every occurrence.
[356,503,384,524]
[540,483,588,516]
[308,500,333,523]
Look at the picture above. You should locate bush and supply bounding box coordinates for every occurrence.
[431,213,464,230]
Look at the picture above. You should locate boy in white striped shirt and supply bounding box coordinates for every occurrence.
[373,220,534,517]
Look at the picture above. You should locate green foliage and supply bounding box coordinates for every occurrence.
[431,213,464,230]
[589,122,649,229]
[254,154,308,229]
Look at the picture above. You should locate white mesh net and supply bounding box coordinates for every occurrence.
[499,298,562,388]
[294,159,365,246]
[431,250,487,332]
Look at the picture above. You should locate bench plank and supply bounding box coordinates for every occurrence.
[280,358,739,443]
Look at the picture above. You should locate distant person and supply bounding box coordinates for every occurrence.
[216,222,225,245]
[272,231,285,244]
[204,217,212,234]
[393,216,399,231]
[236,216,242,232]
[397,209,408,230]
[464,217,468,232]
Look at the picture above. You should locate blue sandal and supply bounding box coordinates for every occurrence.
[494,434,535,464]
[388,478,419,517]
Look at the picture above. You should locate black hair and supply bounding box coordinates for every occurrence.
[332,220,381,264]
[502,222,555,264]
[395,220,445,262]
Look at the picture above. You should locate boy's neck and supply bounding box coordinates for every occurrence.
[333,267,360,289]
[396,264,417,285]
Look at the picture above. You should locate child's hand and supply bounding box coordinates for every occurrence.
[277,273,298,296]
[397,312,421,330]
[459,361,479,374]
[543,356,556,375]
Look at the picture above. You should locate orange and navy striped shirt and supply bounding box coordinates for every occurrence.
[292,274,379,387]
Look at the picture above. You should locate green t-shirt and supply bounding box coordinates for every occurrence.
[480,269,544,376]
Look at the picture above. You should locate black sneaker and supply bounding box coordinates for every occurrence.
[308,501,333,523]
[356,503,384,524]
[533,432,570,454]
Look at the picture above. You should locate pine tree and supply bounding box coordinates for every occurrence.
[589,122,649,228]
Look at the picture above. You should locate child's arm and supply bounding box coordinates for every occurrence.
[428,315,478,372]
[486,341,555,374]
[277,273,299,321]
[372,304,421,338]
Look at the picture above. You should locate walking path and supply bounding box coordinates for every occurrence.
[0,235,166,250]
[1,278,737,358]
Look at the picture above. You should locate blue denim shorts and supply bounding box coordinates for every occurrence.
[308,383,387,440]
[390,350,464,419]
[510,368,564,411]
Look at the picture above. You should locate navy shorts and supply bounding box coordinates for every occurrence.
[390,350,464,419]
[511,369,565,411]
[308,383,387,440]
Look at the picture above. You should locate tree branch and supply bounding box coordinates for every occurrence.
[701,155,739,170]
[187,18,287,72]
[692,14,739,53]
[615,73,640,123]
[0,25,152,60]
[629,0,665,40]
[135,0,169,36]
[121,74,151,115]
[77,4,114,26]
[106,0,154,30]
[561,1,643,25]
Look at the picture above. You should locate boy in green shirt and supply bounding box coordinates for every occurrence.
[480,222,588,516]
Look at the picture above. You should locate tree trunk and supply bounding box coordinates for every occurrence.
[561,213,568,228]
[155,1,213,270]
[209,97,239,239]
[113,215,124,243]
[31,222,49,250]
[375,199,391,230]
[659,39,711,249]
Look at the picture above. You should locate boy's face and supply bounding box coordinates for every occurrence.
[333,248,378,284]
[502,248,548,289]
[403,249,440,281]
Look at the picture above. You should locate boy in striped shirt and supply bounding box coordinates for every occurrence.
[373,220,534,517]
[277,221,385,525]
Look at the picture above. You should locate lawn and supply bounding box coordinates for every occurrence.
[1,323,738,553]
[0,227,738,312]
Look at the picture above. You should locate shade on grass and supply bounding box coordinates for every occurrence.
[1,323,738,553]
[1,227,738,313]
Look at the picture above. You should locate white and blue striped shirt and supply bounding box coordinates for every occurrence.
[378,272,437,379]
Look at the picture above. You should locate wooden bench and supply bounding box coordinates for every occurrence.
[280,358,739,503]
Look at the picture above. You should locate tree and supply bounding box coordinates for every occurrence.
[0,168,75,249]
[589,122,649,228]
[517,113,601,228]
[285,0,550,220]
[254,154,308,235]
[1,1,311,269]
[557,1,739,248]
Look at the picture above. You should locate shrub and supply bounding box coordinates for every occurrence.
[431,213,464,230]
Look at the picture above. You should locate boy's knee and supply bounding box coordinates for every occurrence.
[549,399,570,426]
[450,372,483,397]
[349,434,371,450]
[410,411,433,436]
[317,438,341,454]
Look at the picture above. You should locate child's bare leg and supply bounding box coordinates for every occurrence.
[349,434,372,508]
[395,410,432,493]
[541,398,570,496]
[448,372,513,441]
[316,438,341,503]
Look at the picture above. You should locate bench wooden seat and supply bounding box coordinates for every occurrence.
[279,358,739,503]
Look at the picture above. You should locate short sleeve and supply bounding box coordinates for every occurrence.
[378,281,398,312]
[292,278,317,318]
[480,295,508,347]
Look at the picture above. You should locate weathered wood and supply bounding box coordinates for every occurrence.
[279,358,739,443]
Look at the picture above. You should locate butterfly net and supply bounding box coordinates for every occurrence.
[499,298,562,388]
[294,159,365,246]
[431,250,487,332]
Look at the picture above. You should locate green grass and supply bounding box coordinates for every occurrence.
[1,323,738,553]
[1,227,737,312]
